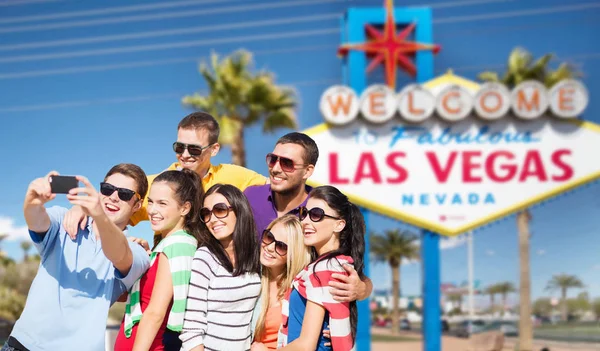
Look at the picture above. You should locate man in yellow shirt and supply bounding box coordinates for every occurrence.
[63,112,266,235]
[128,112,266,226]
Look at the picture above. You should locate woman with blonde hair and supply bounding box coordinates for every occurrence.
[251,214,311,350]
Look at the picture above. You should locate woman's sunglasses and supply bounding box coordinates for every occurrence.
[266,153,308,173]
[173,142,213,157]
[261,230,288,256]
[200,203,233,223]
[99,182,140,202]
[299,206,341,222]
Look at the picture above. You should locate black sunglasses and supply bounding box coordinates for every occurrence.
[100,182,140,202]
[200,203,233,223]
[261,230,288,256]
[173,142,213,157]
[299,206,341,222]
[266,153,308,173]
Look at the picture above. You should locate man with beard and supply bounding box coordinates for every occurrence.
[244,132,372,302]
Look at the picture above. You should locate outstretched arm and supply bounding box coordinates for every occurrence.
[23,171,58,234]
[66,176,133,275]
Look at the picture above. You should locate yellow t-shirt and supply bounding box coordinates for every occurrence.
[129,162,267,226]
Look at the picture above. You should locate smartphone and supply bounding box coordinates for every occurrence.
[49,175,79,194]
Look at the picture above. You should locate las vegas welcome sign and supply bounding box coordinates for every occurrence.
[305,71,596,236]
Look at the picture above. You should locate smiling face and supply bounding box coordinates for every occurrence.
[268,143,313,195]
[260,222,288,271]
[301,197,345,255]
[202,192,236,245]
[100,173,141,229]
[176,128,219,177]
[147,181,189,236]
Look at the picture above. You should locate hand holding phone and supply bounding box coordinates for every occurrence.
[49,175,79,194]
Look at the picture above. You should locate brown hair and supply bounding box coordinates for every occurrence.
[151,169,204,249]
[178,112,220,145]
[276,132,319,166]
[104,163,148,200]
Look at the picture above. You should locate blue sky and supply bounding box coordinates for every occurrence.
[0,0,599,306]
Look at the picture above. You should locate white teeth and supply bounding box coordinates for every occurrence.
[106,204,119,210]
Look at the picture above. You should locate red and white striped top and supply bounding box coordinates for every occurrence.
[278,255,354,351]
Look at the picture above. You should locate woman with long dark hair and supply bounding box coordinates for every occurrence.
[180,184,261,351]
[115,169,203,351]
[267,185,366,351]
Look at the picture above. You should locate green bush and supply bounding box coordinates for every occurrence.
[0,286,26,322]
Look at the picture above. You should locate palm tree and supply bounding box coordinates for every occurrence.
[517,209,533,351]
[485,284,498,312]
[182,50,298,167]
[370,229,419,334]
[20,241,32,262]
[478,47,580,351]
[546,274,584,321]
[495,282,516,314]
[593,298,600,321]
[478,47,580,88]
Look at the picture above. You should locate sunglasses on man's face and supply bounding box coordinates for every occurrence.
[261,230,288,256]
[100,182,140,202]
[266,153,308,173]
[299,206,341,222]
[173,142,212,157]
[200,202,233,223]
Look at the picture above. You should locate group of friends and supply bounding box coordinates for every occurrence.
[3,112,373,351]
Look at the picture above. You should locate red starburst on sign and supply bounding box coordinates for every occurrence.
[338,0,441,90]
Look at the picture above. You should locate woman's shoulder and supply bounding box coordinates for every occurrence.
[161,230,198,247]
[194,246,216,259]
[311,254,354,273]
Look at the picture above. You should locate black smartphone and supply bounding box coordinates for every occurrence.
[49,175,79,194]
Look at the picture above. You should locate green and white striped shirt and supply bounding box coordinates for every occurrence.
[123,230,198,337]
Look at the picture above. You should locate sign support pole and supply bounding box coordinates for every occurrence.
[421,230,441,351]
[357,208,371,351]
[342,5,435,351]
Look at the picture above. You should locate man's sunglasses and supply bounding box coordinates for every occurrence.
[100,182,140,202]
[299,206,341,222]
[173,142,213,157]
[200,203,233,223]
[266,153,308,173]
[261,230,288,256]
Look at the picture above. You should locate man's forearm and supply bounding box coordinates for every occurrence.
[93,213,132,274]
[23,200,50,234]
[359,276,373,301]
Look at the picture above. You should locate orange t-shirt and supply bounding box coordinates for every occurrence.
[260,304,283,350]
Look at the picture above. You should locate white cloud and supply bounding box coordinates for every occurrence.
[440,235,468,250]
[537,249,546,256]
[486,250,495,256]
[0,216,29,241]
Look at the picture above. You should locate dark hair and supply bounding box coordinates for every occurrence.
[104,163,148,200]
[276,132,319,166]
[151,169,205,249]
[178,112,220,145]
[201,184,260,276]
[308,185,365,342]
